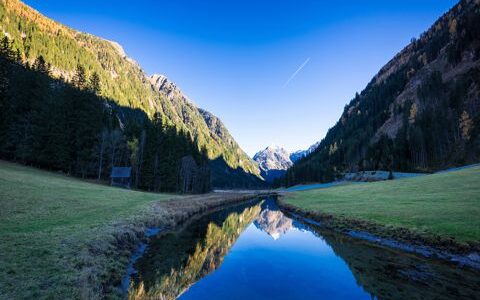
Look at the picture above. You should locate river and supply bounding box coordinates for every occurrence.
[127,197,480,300]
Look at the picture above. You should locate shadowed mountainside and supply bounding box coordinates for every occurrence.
[0,0,262,187]
[286,0,480,185]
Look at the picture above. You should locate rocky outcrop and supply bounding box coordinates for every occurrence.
[198,109,237,148]
[149,74,188,102]
[147,73,261,182]
[253,145,293,182]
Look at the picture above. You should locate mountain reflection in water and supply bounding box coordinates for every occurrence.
[254,200,292,240]
[128,197,480,300]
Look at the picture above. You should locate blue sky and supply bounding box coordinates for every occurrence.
[24,0,457,156]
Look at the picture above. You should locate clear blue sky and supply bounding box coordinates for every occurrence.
[24,0,457,156]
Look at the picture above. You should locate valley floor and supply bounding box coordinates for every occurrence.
[0,161,266,299]
[280,166,480,259]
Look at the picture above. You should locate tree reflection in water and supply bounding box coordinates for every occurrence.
[128,200,263,300]
[128,198,480,300]
[311,226,480,300]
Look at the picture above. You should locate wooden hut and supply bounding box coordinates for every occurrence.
[110,167,131,188]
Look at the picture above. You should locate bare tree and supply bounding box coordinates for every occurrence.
[97,128,108,180]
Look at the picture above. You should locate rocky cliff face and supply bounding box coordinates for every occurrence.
[253,145,293,182]
[198,109,238,149]
[149,74,186,102]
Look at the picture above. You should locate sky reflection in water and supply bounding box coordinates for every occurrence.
[130,198,480,300]
[180,207,370,299]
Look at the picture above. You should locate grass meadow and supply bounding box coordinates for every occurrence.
[283,166,480,242]
[0,161,174,298]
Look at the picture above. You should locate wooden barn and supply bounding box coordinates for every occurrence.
[110,167,131,189]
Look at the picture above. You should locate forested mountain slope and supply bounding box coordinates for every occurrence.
[0,0,262,189]
[286,0,480,186]
[0,42,214,193]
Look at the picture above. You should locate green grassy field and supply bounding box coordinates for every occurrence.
[283,166,480,243]
[0,161,174,298]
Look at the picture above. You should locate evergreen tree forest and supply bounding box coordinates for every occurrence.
[0,36,211,193]
[0,0,262,184]
[284,0,480,186]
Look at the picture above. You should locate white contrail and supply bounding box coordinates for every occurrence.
[283,57,310,88]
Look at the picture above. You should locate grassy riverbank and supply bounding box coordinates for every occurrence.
[282,166,480,243]
[0,161,263,299]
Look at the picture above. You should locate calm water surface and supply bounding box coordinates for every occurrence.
[128,198,480,300]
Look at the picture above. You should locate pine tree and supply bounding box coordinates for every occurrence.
[0,37,13,153]
[0,36,13,60]
[72,65,87,89]
[0,38,211,192]
[89,71,101,94]
[32,55,49,75]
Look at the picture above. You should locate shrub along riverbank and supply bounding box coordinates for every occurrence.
[0,160,267,299]
[280,166,480,265]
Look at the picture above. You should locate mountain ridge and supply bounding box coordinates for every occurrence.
[0,0,261,184]
[285,0,480,186]
[290,141,321,163]
[253,145,292,182]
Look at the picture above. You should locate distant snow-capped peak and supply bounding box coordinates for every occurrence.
[290,141,320,162]
[253,145,292,172]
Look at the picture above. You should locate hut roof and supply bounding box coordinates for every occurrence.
[111,167,131,178]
